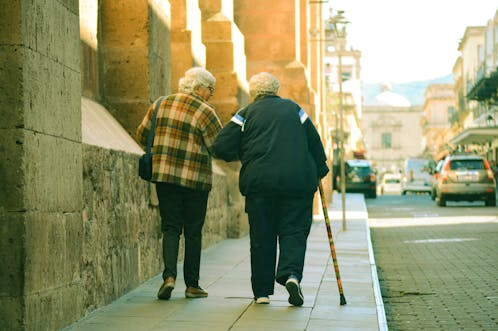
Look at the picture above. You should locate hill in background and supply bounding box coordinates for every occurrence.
[362,74,454,106]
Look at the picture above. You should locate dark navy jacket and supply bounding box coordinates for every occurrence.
[213,95,329,197]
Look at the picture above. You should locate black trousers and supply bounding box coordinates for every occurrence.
[155,182,209,287]
[245,195,313,298]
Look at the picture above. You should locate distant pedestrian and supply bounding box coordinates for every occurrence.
[213,72,329,306]
[136,67,222,300]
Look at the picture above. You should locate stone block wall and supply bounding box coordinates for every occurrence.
[79,144,247,317]
[0,1,83,330]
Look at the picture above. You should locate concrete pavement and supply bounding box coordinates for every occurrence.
[65,193,387,331]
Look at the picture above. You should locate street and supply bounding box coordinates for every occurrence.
[367,194,498,330]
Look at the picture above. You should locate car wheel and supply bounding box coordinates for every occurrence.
[485,195,496,207]
[431,189,436,201]
[436,195,446,207]
[402,190,406,196]
[371,190,377,199]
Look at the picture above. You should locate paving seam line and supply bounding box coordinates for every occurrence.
[366,219,388,331]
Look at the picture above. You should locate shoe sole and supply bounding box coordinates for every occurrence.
[157,284,174,300]
[255,297,270,304]
[285,281,304,306]
[185,292,208,299]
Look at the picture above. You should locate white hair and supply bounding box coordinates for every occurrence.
[178,67,216,94]
[249,72,280,98]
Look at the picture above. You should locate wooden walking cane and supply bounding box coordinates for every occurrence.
[318,181,347,305]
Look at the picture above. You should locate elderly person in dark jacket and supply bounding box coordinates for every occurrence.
[213,72,329,306]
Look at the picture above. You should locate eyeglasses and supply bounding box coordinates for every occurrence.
[207,86,215,94]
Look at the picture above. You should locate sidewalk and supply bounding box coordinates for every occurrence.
[65,193,387,331]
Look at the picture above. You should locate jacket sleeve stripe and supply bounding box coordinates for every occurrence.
[231,114,246,127]
[299,109,308,124]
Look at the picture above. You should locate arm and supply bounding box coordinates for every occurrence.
[212,112,246,162]
[136,99,159,146]
[200,107,223,156]
[301,110,329,179]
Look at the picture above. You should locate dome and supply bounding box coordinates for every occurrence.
[371,83,411,107]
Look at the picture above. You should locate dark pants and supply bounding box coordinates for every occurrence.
[245,195,313,298]
[155,182,209,288]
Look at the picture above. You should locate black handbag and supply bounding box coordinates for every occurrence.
[139,97,164,181]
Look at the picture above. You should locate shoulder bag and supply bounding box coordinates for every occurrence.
[138,96,164,181]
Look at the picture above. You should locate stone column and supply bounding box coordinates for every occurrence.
[99,0,171,136]
[170,0,206,92]
[200,0,249,125]
[0,1,83,330]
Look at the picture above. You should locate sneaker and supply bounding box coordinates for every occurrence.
[285,276,304,306]
[255,296,270,304]
[185,286,208,298]
[157,277,175,300]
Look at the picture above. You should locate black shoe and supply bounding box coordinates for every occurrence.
[285,276,303,306]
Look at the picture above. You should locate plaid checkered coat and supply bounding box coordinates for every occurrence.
[136,93,222,191]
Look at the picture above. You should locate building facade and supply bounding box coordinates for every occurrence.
[323,10,364,187]
[453,10,498,163]
[362,86,424,174]
[422,84,456,160]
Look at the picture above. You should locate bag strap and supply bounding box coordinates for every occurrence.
[145,96,165,154]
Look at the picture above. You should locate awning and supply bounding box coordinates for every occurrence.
[450,126,498,145]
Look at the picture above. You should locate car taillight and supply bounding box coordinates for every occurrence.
[441,160,450,183]
[483,160,495,182]
[370,173,376,182]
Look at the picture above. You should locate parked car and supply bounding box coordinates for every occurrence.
[341,159,377,198]
[431,159,446,200]
[379,173,402,195]
[434,154,496,207]
[401,157,436,195]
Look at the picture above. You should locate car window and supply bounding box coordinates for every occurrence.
[385,178,400,184]
[406,159,435,173]
[346,166,370,177]
[449,160,484,170]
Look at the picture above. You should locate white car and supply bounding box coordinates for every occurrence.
[379,173,402,195]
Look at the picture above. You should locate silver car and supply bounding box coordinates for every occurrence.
[434,154,496,207]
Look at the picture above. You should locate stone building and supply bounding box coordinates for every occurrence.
[451,11,498,164]
[0,1,330,330]
[421,83,456,160]
[362,84,424,174]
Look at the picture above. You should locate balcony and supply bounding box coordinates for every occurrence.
[466,66,498,102]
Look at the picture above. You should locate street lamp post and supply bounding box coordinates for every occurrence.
[330,10,348,231]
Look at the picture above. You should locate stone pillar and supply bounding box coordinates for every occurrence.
[200,0,249,125]
[0,1,83,330]
[99,0,171,135]
[234,0,311,111]
[170,0,206,92]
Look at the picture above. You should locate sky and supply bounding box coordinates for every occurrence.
[327,1,498,84]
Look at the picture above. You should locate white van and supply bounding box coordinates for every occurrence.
[401,158,436,195]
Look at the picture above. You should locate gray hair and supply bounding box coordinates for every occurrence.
[178,67,216,94]
[249,72,280,98]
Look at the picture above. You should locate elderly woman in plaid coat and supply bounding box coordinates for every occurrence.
[136,67,222,300]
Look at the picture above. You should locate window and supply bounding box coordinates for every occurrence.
[381,132,392,149]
